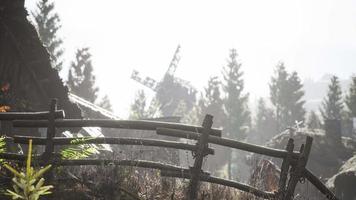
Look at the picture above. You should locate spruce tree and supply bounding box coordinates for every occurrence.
[67,48,98,103]
[199,76,225,127]
[269,63,305,131]
[270,63,289,131]
[254,98,277,144]
[129,90,160,120]
[320,76,344,120]
[345,76,356,118]
[307,110,322,130]
[222,49,251,179]
[32,0,64,71]
[286,71,306,124]
[98,95,113,112]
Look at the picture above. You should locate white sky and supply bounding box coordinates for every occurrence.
[25,0,356,118]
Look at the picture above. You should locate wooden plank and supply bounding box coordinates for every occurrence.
[277,138,294,199]
[43,99,57,162]
[161,170,276,199]
[157,127,299,159]
[0,110,65,120]
[12,136,214,155]
[304,168,340,200]
[188,114,213,200]
[12,119,222,137]
[0,152,26,161]
[284,136,313,200]
[55,159,187,171]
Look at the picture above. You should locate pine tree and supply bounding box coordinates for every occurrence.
[307,110,322,130]
[254,98,278,144]
[269,63,305,131]
[320,76,344,120]
[345,76,356,118]
[32,0,64,71]
[199,76,225,127]
[270,63,289,131]
[67,48,98,103]
[98,95,113,112]
[221,49,251,179]
[286,71,306,125]
[129,90,160,120]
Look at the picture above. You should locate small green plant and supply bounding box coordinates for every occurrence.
[0,136,6,163]
[3,139,53,200]
[60,137,98,159]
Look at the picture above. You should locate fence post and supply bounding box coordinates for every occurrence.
[187,114,213,200]
[284,136,313,200]
[277,138,294,199]
[43,99,57,163]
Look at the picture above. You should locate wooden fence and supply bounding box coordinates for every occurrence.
[0,99,339,200]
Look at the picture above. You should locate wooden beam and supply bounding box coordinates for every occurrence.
[12,136,214,155]
[277,138,294,199]
[285,136,313,200]
[188,114,213,200]
[13,119,222,137]
[43,99,57,162]
[304,168,339,200]
[157,127,299,159]
[161,170,276,199]
[0,152,40,161]
[0,110,65,120]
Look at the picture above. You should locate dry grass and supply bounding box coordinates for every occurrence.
[48,165,242,200]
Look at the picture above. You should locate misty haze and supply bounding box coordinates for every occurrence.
[0,0,355,199]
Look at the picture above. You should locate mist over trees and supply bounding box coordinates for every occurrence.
[253,98,277,144]
[307,110,322,130]
[32,0,64,71]
[26,0,356,184]
[221,49,251,179]
[198,76,225,128]
[270,63,306,131]
[129,90,160,120]
[67,48,98,103]
[320,76,344,120]
[345,76,356,118]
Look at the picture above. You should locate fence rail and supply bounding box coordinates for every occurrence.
[0,99,339,200]
[12,135,215,155]
[12,119,222,137]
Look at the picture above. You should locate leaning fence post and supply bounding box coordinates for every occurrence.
[43,99,57,163]
[284,136,313,200]
[277,138,294,199]
[187,114,213,200]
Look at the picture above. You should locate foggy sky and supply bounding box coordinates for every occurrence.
[25,0,356,117]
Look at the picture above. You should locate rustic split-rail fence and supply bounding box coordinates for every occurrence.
[0,99,338,200]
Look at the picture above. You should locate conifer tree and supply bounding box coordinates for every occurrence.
[32,0,64,71]
[199,76,225,127]
[320,76,344,120]
[345,76,356,118]
[307,110,322,130]
[270,63,289,131]
[222,49,251,179]
[98,95,113,112]
[286,71,306,124]
[67,48,98,103]
[129,90,160,120]
[254,98,277,144]
[269,63,305,131]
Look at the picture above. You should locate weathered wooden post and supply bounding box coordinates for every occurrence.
[43,99,57,162]
[284,136,313,200]
[187,114,213,200]
[277,138,294,199]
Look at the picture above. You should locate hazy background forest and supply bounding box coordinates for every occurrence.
[24,0,356,182]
